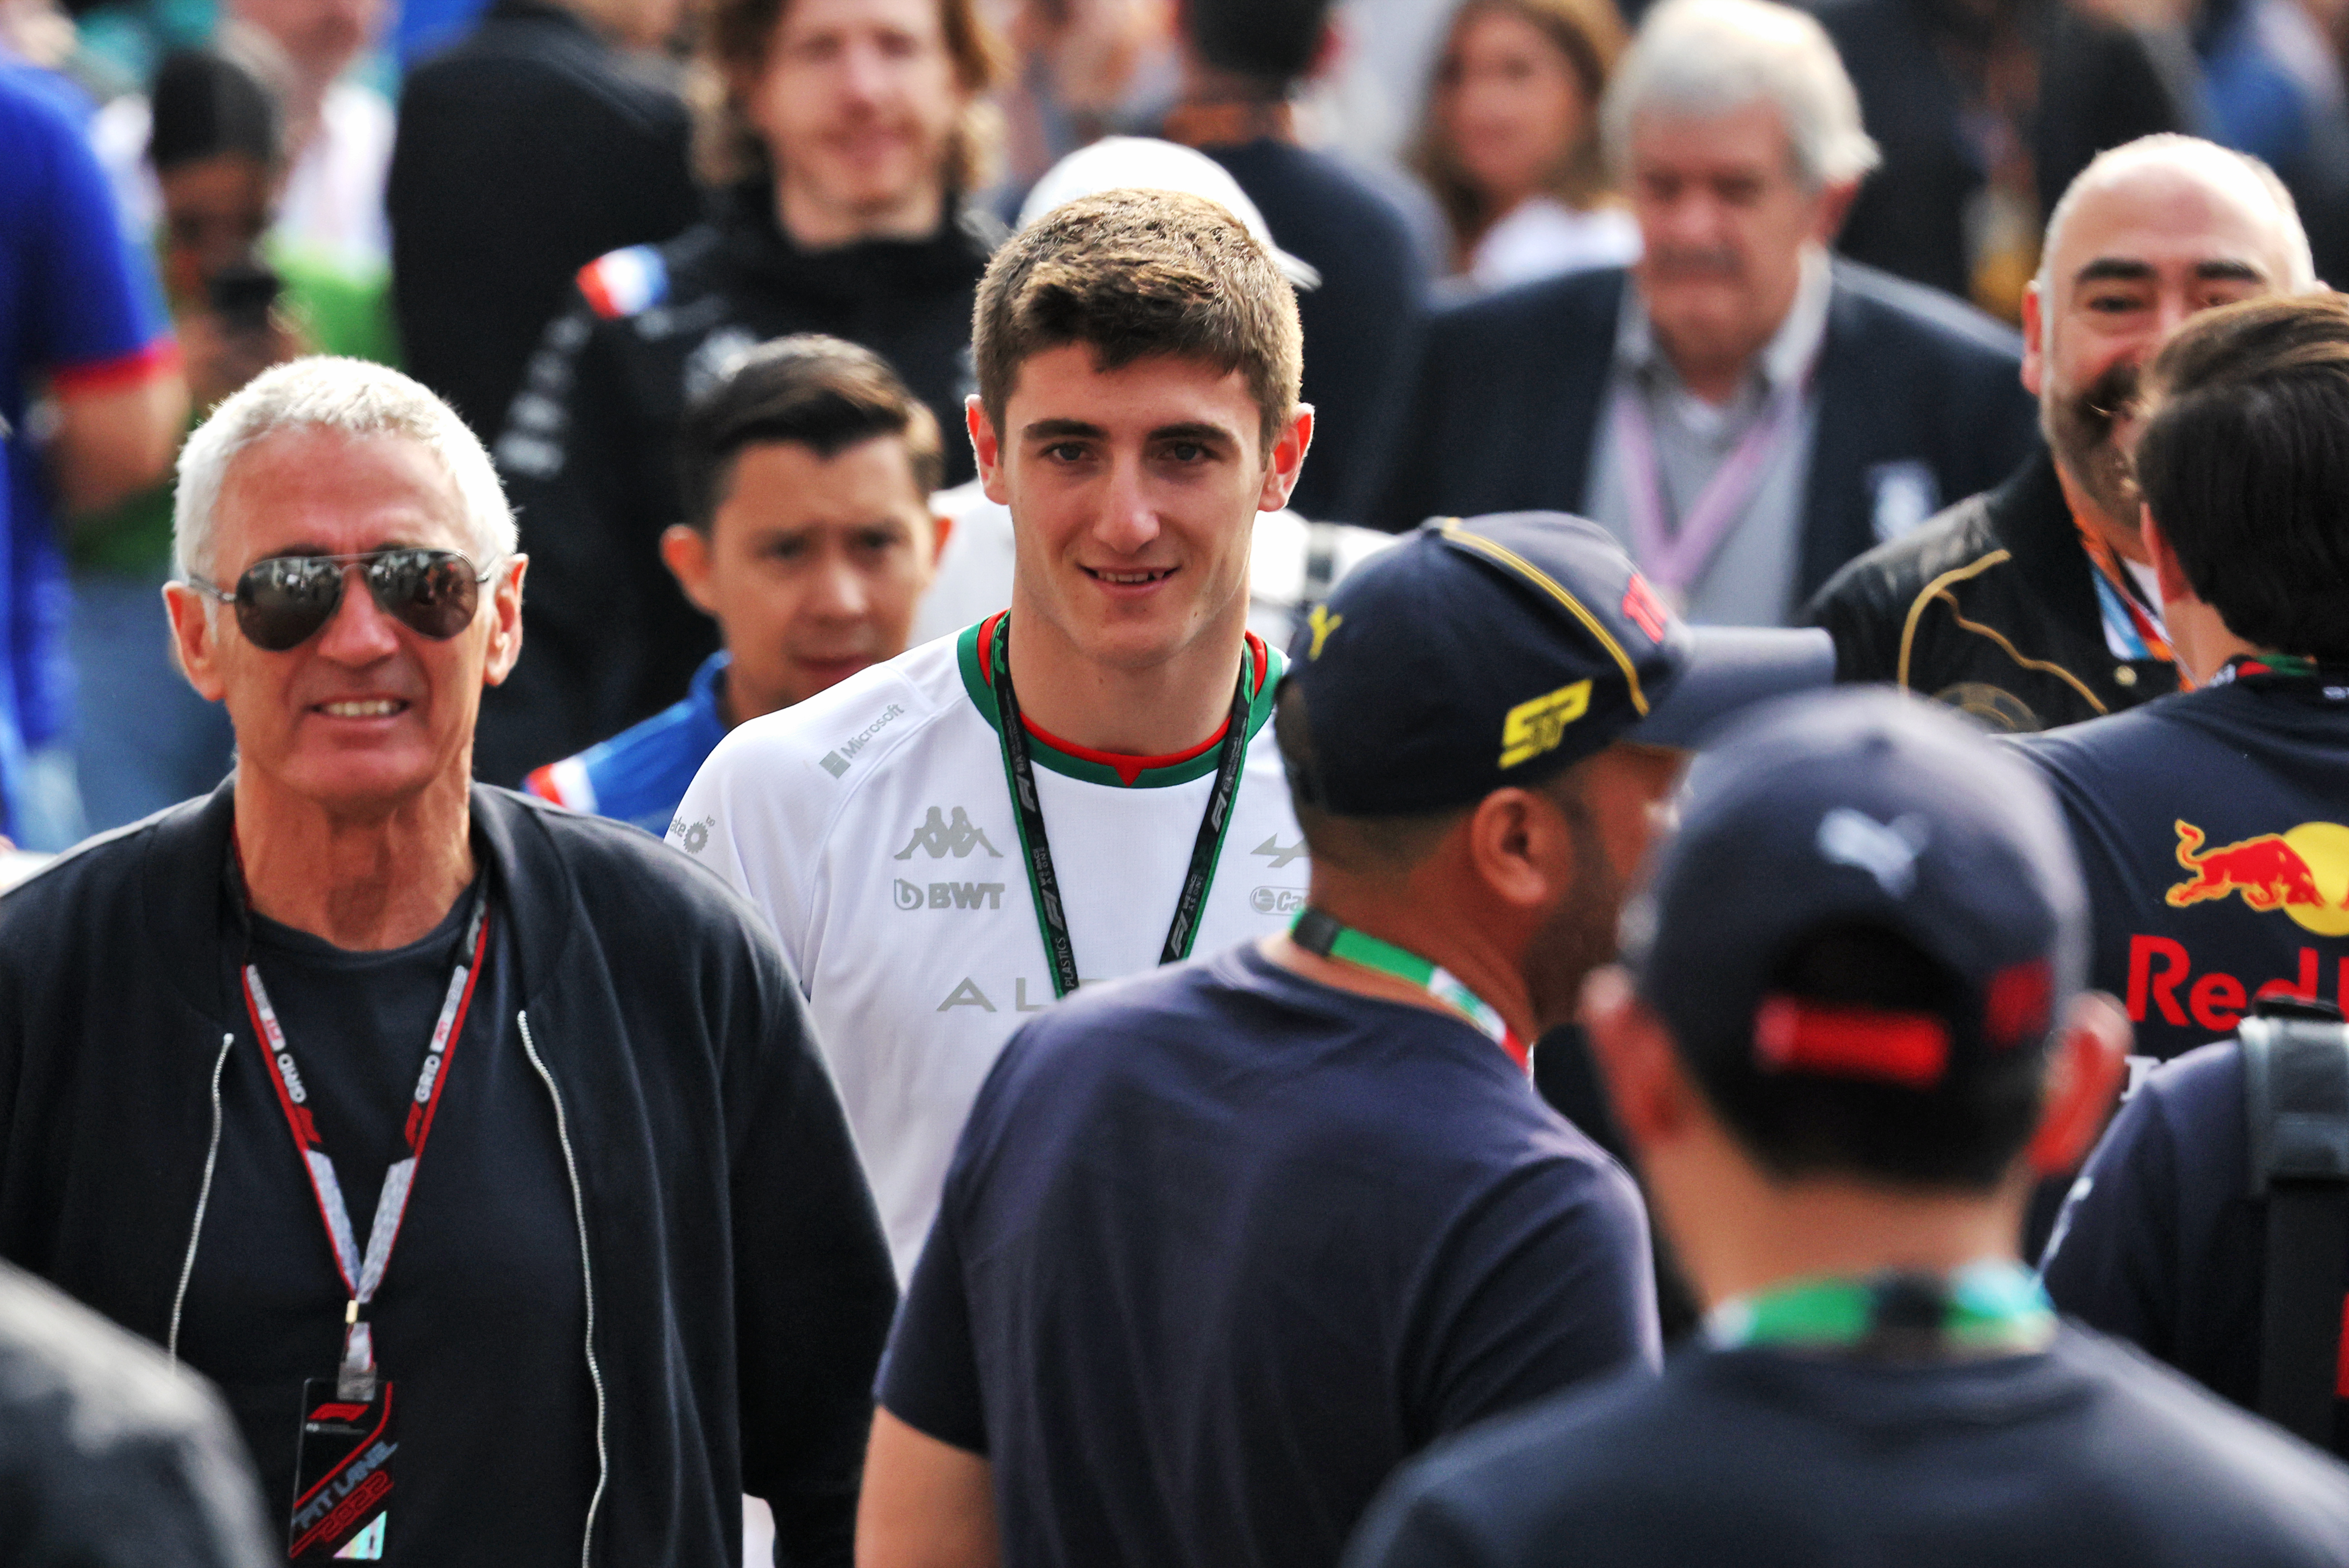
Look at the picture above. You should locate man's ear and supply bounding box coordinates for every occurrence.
[661,523,719,617]
[1258,405,1315,513]
[2024,991,2130,1177]
[163,581,227,702]
[482,555,527,687]
[2021,281,2047,400]
[1583,965,1695,1163]
[1461,785,1569,914]
[968,396,1010,507]
[1811,179,1861,244]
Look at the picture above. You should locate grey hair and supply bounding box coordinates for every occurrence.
[1600,0,1880,190]
[2037,134,2318,300]
[173,357,517,581]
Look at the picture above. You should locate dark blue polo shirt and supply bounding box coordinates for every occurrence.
[878,941,1659,1568]
[2011,673,2349,1065]
[1346,1325,2349,1568]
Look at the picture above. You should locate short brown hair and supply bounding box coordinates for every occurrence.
[2136,292,2349,660]
[973,189,1304,453]
[1414,0,1628,253]
[676,335,943,532]
[694,0,1007,190]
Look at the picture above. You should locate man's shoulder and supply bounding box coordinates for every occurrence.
[402,15,681,122]
[1215,140,1421,251]
[1810,483,2005,615]
[571,223,721,322]
[1827,258,2025,367]
[526,678,722,827]
[1429,265,1624,344]
[0,795,212,939]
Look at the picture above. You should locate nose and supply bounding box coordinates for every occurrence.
[835,36,889,105]
[1090,454,1161,555]
[309,564,404,665]
[804,550,873,622]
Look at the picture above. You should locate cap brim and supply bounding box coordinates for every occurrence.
[1275,248,1322,290]
[1630,626,1836,748]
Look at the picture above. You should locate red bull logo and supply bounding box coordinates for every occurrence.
[2164,820,2349,936]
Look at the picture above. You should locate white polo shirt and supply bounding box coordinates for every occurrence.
[670,617,1310,1277]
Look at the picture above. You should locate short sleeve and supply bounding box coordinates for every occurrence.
[875,1192,987,1454]
[1407,1155,1661,1442]
[1343,1481,1495,1568]
[9,81,170,386]
[2040,1072,2185,1359]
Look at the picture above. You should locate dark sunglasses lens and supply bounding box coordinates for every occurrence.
[235,557,343,651]
[369,550,479,640]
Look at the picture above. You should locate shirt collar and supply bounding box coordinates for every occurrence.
[1617,244,1833,398]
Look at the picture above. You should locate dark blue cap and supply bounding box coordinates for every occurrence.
[1278,513,1835,815]
[1627,688,2088,1090]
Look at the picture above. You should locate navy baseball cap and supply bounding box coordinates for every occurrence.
[1279,513,1835,815]
[1626,688,2089,1092]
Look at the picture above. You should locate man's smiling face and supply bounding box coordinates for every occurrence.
[973,343,1307,674]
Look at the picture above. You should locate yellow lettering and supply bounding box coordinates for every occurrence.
[1499,680,1592,768]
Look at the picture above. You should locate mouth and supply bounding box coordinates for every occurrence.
[314,699,409,719]
[1084,566,1178,588]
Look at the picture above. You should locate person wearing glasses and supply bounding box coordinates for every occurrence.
[0,357,895,1567]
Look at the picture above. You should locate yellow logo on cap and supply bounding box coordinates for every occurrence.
[1306,604,1344,660]
[1499,680,1592,769]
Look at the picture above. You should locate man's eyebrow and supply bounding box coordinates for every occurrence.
[1021,419,1106,442]
[1149,422,1238,445]
[2075,258,2156,285]
[2195,258,2267,283]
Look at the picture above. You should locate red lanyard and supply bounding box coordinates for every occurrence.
[239,883,491,1393]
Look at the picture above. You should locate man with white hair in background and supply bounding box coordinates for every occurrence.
[0,357,894,1566]
[1809,135,2320,733]
[1369,0,2036,630]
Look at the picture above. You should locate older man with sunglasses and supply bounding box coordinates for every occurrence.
[0,357,896,1568]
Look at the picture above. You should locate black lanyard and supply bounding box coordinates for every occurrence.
[987,613,1254,1000]
[232,849,491,1398]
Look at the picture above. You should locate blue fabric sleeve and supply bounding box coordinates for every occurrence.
[10,71,167,376]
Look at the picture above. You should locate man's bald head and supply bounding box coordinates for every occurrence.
[2038,135,2314,305]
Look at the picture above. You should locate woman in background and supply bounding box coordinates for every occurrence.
[1414,0,1635,293]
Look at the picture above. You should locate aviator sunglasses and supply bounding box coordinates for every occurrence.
[188,549,497,652]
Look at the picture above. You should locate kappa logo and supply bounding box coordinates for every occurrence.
[894,806,1003,860]
[894,878,1006,911]
[1252,833,1307,868]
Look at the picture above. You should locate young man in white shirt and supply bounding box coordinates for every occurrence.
[672,187,1317,1275]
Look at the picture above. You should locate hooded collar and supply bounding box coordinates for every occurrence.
[713,176,1003,300]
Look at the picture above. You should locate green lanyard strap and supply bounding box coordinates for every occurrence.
[1707,1260,2055,1357]
[1290,907,1529,1071]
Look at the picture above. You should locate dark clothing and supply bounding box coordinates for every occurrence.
[1368,261,2036,612]
[0,1260,273,1567]
[1811,0,2201,303]
[1806,446,2179,732]
[1346,1325,2349,1568]
[485,182,998,782]
[2011,672,2349,1062]
[2040,1042,2304,1423]
[0,782,897,1568]
[1198,138,1429,523]
[879,944,1660,1568]
[178,888,598,1562]
[389,0,699,436]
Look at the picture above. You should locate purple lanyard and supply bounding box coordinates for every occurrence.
[1612,365,1813,599]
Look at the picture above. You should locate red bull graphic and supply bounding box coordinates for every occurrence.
[2163,820,2349,937]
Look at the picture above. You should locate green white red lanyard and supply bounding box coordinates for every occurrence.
[1290,907,1529,1072]
[236,861,491,1399]
[1706,1260,2055,1356]
[988,613,1253,1001]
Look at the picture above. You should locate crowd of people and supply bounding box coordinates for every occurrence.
[5,0,2349,1559]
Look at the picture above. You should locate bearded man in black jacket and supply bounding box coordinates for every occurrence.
[483,0,1008,782]
[0,358,896,1568]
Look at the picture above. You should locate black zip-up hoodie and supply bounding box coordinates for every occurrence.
[0,781,896,1566]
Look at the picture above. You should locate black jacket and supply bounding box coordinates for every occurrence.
[1367,260,2038,609]
[483,183,1000,782]
[0,783,897,1567]
[1805,445,2178,731]
[390,0,701,437]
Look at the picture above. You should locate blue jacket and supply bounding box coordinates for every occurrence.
[525,651,729,836]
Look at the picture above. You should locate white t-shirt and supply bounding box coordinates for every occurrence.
[670,618,1311,1277]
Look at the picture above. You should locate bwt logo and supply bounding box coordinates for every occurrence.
[1250,886,1306,916]
[895,806,1003,860]
[895,879,1006,911]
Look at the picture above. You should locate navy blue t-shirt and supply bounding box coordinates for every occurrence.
[1347,1326,2349,1568]
[878,942,1659,1568]
[2011,675,2349,1066]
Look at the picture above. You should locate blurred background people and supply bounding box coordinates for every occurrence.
[1372,0,2036,627]
[388,0,698,438]
[1809,135,2311,733]
[1812,0,2201,320]
[72,44,396,835]
[484,0,1005,783]
[91,0,395,275]
[1160,0,1434,524]
[525,334,947,834]
[1414,0,1640,293]
[0,62,184,849]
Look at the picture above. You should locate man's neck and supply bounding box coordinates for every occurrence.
[776,175,946,252]
[1000,598,1252,757]
[235,769,477,951]
[1259,879,1539,1044]
[2053,460,2147,565]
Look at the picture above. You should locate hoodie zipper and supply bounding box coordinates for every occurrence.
[169,1032,235,1370]
[519,1008,609,1568]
